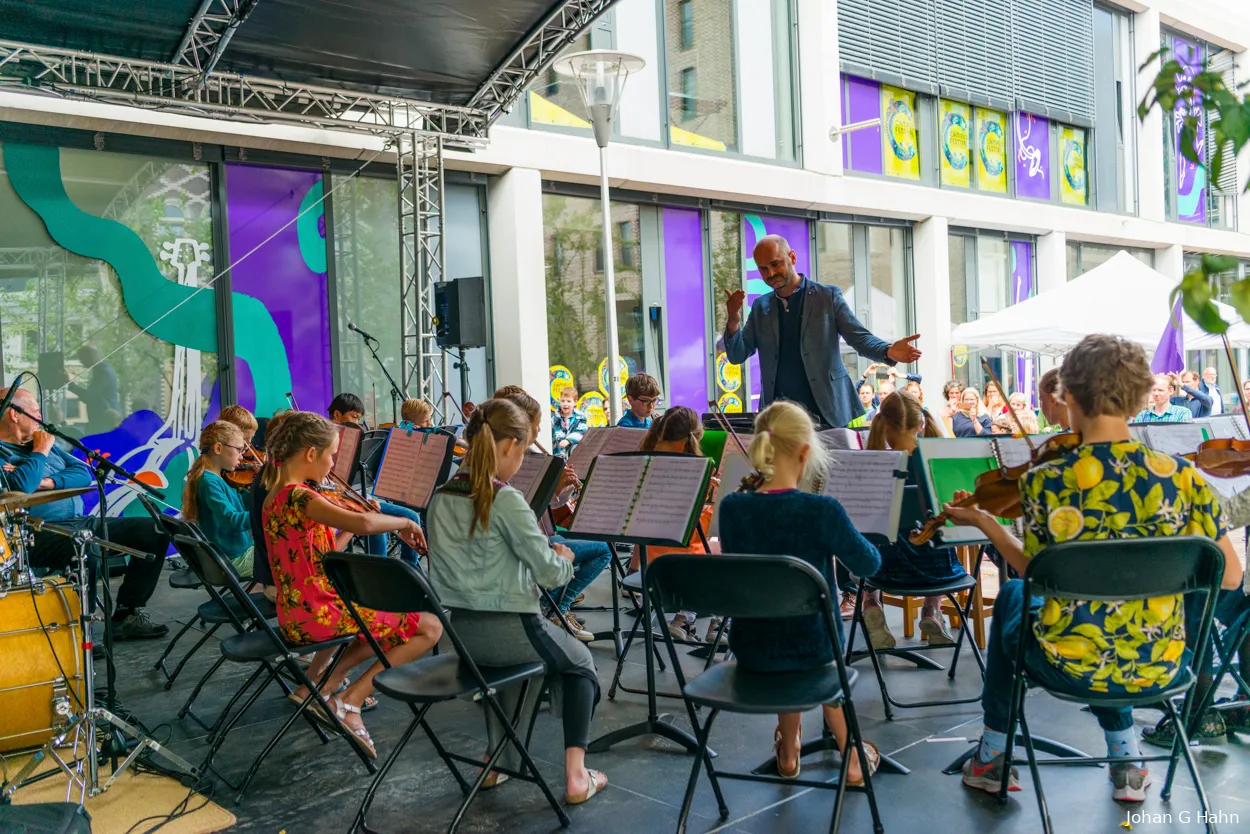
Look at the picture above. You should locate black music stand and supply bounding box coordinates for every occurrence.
[370,427,456,513]
[565,452,713,756]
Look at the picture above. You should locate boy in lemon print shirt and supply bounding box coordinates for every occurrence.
[944,335,1243,804]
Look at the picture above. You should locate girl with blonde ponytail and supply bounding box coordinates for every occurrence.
[427,398,609,805]
[718,401,883,786]
[182,420,254,577]
[859,392,968,650]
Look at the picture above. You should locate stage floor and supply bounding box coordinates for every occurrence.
[92,563,1249,834]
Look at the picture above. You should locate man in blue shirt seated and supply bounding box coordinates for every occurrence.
[0,387,169,639]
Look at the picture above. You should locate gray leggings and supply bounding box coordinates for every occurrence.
[449,609,599,768]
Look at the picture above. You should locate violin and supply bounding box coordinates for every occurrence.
[908,359,1081,546]
[534,439,580,527]
[224,442,266,490]
[307,470,375,514]
[1184,335,1250,479]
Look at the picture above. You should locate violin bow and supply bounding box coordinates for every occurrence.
[1221,334,1250,430]
[708,399,763,486]
[981,358,1035,453]
[286,391,300,411]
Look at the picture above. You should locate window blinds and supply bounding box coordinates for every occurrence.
[839,0,1096,125]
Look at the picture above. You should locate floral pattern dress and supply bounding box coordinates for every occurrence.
[263,484,419,649]
[1021,440,1227,692]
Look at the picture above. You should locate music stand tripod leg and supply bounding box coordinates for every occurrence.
[586,545,710,757]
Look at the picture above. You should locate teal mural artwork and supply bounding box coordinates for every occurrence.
[297,180,328,274]
[5,143,292,416]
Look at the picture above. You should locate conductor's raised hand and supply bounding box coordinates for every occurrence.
[725,289,746,321]
[886,334,922,364]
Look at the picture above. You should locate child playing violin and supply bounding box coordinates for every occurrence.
[182,421,256,578]
[637,407,723,644]
[858,392,968,648]
[262,411,442,759]
[719,401,883,785]
[943,335,1243,803]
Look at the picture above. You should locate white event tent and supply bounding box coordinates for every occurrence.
[950,251,1250,356]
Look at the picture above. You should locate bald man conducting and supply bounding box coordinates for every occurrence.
[724,235,922,427]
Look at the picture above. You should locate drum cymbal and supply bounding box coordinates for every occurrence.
[0,488,94,511]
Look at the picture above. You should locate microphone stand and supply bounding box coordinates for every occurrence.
[8,402,165,726]
[355,329,407,425]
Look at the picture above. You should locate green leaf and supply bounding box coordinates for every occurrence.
[1201,253,1240,274]
[1071,623,1111,648]
[1179,123,1201,166]
[1087,480,1118,504]
[1225,279,1250,325]
[1143,483,1164,518]
[1180,271,1229,335]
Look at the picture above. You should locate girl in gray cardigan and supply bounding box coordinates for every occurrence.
[427,398,607,805]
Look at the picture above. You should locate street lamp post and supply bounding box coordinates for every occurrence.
[554,50,645,424]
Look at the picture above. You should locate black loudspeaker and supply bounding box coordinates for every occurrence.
[433,276,486,349]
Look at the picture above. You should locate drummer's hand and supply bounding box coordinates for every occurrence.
[31,431,54,455]
[39,478,55,490]
[1,463,14,473]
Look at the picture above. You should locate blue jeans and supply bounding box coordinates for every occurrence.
[982,579,1133,733]
[549,535,612,613]
[367,500,422,565]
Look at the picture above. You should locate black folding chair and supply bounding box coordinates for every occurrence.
[171,536,375,803]
[999,537,1225,833]
[845,555,986,718]
[647,554,884,834]
[1189,592,1250,733]
[322,551,570,834]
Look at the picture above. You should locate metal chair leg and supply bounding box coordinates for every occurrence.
[354,712,424,834]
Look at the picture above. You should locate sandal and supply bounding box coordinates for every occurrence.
[331,696,377,760]
[774,726,800,779]
[565,768,607,805]
[846,740,881,788]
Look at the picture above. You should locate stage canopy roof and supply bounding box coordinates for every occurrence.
[0,0,617,138]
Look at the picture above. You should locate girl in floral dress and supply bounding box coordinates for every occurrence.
[262,411,442,758]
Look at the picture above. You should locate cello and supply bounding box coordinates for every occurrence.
[909,359,1080,545]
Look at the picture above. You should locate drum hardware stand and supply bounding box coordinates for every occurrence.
[0,522,199,805]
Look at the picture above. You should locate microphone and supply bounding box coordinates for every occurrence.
[347,322,378,343]
[0,372,28,421]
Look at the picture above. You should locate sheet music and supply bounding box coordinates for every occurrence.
[818,428,862,451]
[508,453,553,506]
[1143,423,1206,458]
[567,428,611,479]
[1199,414,1245,441]
[373,429,450,508]
[821,450,907,540]
[600,427,647,456]
[567,455,648,536]
[719,433,756,460]
[332,423,362,483]
[625,456,709,542]
[1129,425,1149,444]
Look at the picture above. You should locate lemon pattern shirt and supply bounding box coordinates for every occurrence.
[1021,440,1227,692]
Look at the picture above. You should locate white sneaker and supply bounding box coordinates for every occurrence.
[861,607,896,650]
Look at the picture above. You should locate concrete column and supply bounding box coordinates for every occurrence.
[1157,244,1186,282]
[1035,231,1067,376]
[1134,9,1166,223]
[912,216,950,407]
[796,0,842,177]
[487,167,552,443]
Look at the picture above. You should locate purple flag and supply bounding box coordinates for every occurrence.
[1151,298,1185,373]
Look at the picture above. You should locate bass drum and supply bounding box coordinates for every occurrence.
[0,580,84,753]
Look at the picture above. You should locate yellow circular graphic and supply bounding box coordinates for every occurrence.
[952,346,968,369]
[1144,450,1178,479]
[717,391,743,413]
[1046,506,1084,542]
[598,356,628,398]
[578,391,608,428]
[716,353,742,392]
[1072,456,1104,491]
[549,365,574,412]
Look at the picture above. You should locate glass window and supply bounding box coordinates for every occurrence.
[616,0,664,144]
[736,0,796,161]
[1066,242,1155,280]
[679,1,694,49]
[815,222,856,377]
[949,234,969,325]
[544,194,645,424]
[333,175,401,423]
[666,0,737,152]
[868,227,909,343]
[1057,123,1089,206]
[881,85,921,180]
[529,34,593,130]
[973,107,1009,193]
[0,141,218,515]
[1065,241,1081,281]
[710,209,741,340]
[976,237,1010,317]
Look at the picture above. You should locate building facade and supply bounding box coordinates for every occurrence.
[1,0,1249,513]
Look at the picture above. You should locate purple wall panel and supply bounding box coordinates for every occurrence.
[226,165,332,415]
[842,75,884,175]
[1014,113,1050,200]
[743,214,811,410]
[662,207,709,412]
